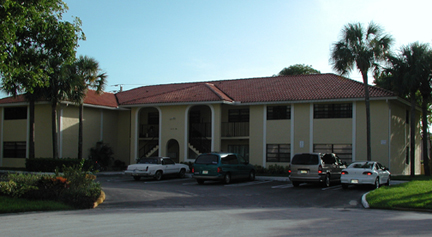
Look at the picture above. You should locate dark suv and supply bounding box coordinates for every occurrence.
[192,152,255,184]
[288,153,346,187]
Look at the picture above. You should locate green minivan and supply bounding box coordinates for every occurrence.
[192,152,256,184]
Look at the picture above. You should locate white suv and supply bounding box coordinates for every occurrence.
[288,153,346,187]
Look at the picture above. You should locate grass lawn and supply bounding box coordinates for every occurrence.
[366,180,432,210]
[0,196,74,214]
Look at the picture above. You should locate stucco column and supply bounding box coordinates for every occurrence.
[130,107,139,164]
[210,104,222,152]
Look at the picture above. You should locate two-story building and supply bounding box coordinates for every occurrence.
[0,74,422,175]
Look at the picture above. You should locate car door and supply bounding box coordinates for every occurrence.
[162,158,177,174]
[222,154,240,179]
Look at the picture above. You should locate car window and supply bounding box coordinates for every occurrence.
[221,155,239,165]
[195,154,219,164]
[291,154,319,165]
[139,158,159,164]
[162,159,175,165]
[322,154,336,164]
[349,162,373,169]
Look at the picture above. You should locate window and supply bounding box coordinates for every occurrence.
[267,106,291,120]
[221,155,239,164]
[189,111,201,123]
[266,144,290,162]
[314,144,352,163]
[3,142,26,158]
[228,145,249,161]
[314,103,352,119]
[4,107,27,120]
[228,109,249,122]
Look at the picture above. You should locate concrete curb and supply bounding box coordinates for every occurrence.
[361,192,370,209]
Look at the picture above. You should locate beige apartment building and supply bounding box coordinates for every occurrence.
[0,74,422,175]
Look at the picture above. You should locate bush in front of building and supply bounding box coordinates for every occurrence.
[26,158,95,172]
[0,160,102,209]
[254,164,289,176]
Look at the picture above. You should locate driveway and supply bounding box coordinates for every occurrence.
[1,174,431,237]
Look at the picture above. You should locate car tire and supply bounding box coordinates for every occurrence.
[323,174,330,187]
[196,179,205,184]
[154,171,162,181]
[249,170,255,181]
[386,176,391,186]
[374,177,380,189]
[342,184,349,189]
[224,173,231,184]
[292,181,300,187]
[178,169,186,178]
[133,176,141,181]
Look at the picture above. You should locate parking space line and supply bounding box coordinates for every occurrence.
[322,185,342,191]
[271,184,293,189]
[225,180,272,187]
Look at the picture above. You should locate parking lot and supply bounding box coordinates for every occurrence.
[97,174,372,210]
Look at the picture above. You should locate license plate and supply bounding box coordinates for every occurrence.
[203,170,208,174]
[300,170,308,174]
[351,179,359,184]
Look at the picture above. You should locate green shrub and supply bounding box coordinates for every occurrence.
[0,174,39,198]
[55,159,101,208]
[267,164,288,175]
[26,158,94,172]
[254,165,267,174]
[89,141,114,169]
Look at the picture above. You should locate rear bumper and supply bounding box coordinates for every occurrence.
[341,176,375,185]
[289,174,326,183]
[193,174,224,180]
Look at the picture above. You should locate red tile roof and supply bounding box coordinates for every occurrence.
[117,73,396,105]
[0,90,118,108]
[0,74,397,107]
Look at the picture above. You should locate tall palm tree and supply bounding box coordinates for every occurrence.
[68,56,107,159]
[47,58,75,159]
[392,43,432,176]
[330,22,393,161]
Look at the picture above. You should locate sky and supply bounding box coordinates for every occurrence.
[2,0,432,97]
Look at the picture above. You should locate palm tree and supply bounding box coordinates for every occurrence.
[390,43,432,176]
[68,56,107,159]
[330,22,393,161]
[47,58,75,159]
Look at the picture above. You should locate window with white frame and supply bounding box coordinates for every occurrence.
[266,144,290,162]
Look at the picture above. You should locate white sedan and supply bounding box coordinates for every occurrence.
[124,157,190,181]
[341,161,391,189]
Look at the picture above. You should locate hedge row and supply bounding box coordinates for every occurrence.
[26,158,96,172]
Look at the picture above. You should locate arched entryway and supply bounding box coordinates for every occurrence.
[167,139,180,163]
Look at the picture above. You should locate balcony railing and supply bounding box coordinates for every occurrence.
[222,122,249,137]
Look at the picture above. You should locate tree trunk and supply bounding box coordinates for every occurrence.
[410,96,416,176]
[421,100,430,176]
[29,100,35,159]
[51,102,59,159]
[361,72,372,161]
[78,103,83,159]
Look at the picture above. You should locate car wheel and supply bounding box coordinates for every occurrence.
[292,181,300,187]
[133,176,141,181]
[224,173,231,184]
[196,179,205,184]
[154,171,162,181]
[323,174,330,187]
[178,169,186,178]
[374,177,380,189]
[249,170,255,181]
[386,176,391,186]
[342,184,349,189]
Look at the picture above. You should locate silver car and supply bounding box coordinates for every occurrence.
[289,153,346,187]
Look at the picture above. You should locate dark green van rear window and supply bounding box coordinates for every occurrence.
[195,154,219,164]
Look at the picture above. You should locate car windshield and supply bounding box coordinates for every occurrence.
[195,154,219,164]
[291,154,319,165]
[138,158,160,164]
[349,162,374,169]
